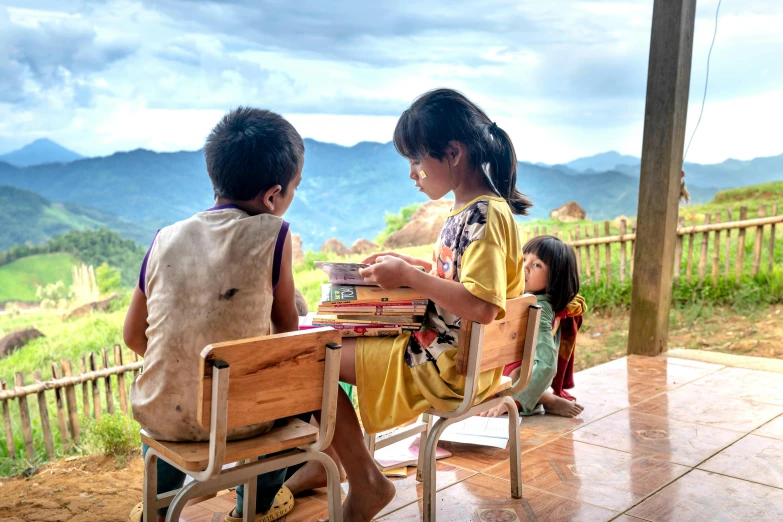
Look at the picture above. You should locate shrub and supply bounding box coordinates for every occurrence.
[96,263,123,294]
[84,413,140,456]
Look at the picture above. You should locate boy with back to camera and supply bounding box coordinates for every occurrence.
[124,107,303,522]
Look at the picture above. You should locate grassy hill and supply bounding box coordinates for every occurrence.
[0,253,77,303]
[0,185,154,250]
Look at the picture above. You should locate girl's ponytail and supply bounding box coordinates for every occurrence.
[485,123,532,216]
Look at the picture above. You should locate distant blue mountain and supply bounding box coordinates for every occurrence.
[0,138,84,167]
[558,151,641,173]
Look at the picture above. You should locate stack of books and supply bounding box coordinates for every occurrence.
[310,262,427,337]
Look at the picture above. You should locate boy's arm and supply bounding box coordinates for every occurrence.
[363,251,433,273]
[124,286,149,357]
[271,230,300,334]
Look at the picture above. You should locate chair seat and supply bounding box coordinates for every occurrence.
[141,418,319,472]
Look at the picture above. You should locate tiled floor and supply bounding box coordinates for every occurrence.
[181,354,783,521]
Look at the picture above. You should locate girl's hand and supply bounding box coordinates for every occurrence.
[363,251,433,273]
[358,256,414,289]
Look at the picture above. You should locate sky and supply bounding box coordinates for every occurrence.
[0,0,781,164]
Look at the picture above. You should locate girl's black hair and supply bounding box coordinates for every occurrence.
[523,235,580,313]
[393,88,532,216]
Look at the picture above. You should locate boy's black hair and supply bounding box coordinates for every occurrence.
[205,107,304,201]
[393,88,532,215]
[523,235,580,313]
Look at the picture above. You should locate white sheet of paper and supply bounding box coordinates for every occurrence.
[439,416,517,449]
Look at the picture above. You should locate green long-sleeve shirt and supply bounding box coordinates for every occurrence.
[512,295,558,415]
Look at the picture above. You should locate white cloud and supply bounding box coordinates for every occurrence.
[0,0,780,164]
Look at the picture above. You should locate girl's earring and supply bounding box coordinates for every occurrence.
[419,171,427,179]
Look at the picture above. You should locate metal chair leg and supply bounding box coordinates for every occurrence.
[143,450,159,522]
[504,397,522,498]
[314,451,344,522]
[422,417,453,522]
[242,474,257,522]
[416,413,434,482]
[165,481,211,522]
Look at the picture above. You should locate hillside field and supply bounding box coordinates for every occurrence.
[0,253,76,303]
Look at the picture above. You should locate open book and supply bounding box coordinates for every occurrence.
[315,261,426,286]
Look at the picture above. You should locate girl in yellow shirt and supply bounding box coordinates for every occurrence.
[286,88,531,522]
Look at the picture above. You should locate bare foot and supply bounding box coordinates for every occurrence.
[286,457,346,496]
[339,475,396,522]
[543,395,584,418]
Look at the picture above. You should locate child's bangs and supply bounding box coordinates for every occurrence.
[523,236,557,266]
[393,110,427,160]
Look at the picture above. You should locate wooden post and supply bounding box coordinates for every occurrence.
[534,226,540,237]
[620,219,628,284]
[752,205,766,276]
[673,217,684,283]
[1,381,15,459]
[584,226,593,279]
[627,0,697,356]
[574,229,583,277]
[630,222,637,276]
[542,226,547,236]
[770,203,778,273]
[51,364,71,453]
[14,373,35,460]
[60,359,81,445]
[89,352,101,420]
[698,214,711,280]
[712,212,721,283]
[80,356,90,417]
[735,206,748,279]
[33,370,55,458]
[593,224,601,281]
[102,348,115,415]
[686,217,696,282]
[724,206,733,277]
[604,221,612,286]
[114,345,129,415]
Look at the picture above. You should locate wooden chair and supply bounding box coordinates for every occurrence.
[366,295,541,522]
[141,328,344,522]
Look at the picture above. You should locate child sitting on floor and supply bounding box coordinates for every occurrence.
[481,235,586,418]
[124,107,303,522]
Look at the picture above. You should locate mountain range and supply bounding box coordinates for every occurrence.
[1,139,781,250]
[0,138,83,167]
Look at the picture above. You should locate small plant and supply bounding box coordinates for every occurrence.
[83,413,140,456]
[95,263,123,295]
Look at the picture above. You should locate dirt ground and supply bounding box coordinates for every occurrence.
[575,303,783,371]
[0,454,142,522]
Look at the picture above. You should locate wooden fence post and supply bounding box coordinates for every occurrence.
[593,223,601,281]
[574,228,584,278]
[604,221,612,286]
[60,359,81,445]
[724,206,733,277]
[80,356,90,417]
[132,352,140,380]
[686,217,696,283]
[51,363,71,453]
[712,212,721,283]
[584,226,593,279]
[33,370,55,459]
[620,219,628,284]
[698,214,711,280]
[114,345,129,415]
[14,373,35,460]
[102,348,115,415]
[752,205,766,276]
[89,352,101,420]
[736,206,748,278]
[673,217,684,283]
[1,381,15,459]
[630,222,637,276]
[770,203,778,273]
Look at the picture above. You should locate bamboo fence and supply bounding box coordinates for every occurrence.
[520,203,781,286]
[1,345,142,462]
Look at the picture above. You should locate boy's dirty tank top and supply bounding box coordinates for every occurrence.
[131,206,286,442]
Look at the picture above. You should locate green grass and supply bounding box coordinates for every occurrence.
[0,253,77,303]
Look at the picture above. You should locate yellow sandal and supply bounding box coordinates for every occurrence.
[224,486,295,522]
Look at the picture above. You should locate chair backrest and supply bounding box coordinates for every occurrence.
[455,294,539,376]
[197,327,341,431]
